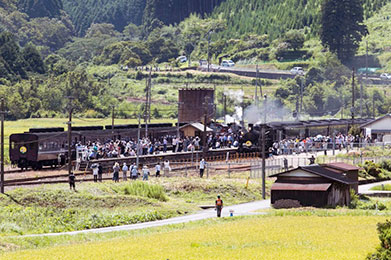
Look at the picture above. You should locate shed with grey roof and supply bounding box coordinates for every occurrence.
[270,163,359,207]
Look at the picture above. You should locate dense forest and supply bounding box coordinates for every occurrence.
[62,0,146,36]
[1,0,391,120]
[62,0,224,36]
[213,0,387,39]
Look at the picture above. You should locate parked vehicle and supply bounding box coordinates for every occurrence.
[176,56,187,63]
[290,67,304,75]
[380,73,391,80]
[221,60,235,67]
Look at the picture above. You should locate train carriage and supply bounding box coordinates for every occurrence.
[10,123,177,170]
[10,132,68,170]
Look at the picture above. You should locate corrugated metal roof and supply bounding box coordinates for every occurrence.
[270,165,357,185]
[266,118,374,129]
[324,162,360,171]
[271,183,331,191]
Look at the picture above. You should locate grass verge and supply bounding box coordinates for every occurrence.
[0,175,266,237]
[0,212,388,260]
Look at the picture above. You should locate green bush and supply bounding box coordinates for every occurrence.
[363,161,382,178]
[123,182,168,202]
[367,219,391,259]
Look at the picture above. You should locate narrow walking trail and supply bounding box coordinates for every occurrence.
[22,200,271,238]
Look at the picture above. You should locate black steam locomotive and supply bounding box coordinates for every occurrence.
[238,124,274,153]
[10,123,176,170]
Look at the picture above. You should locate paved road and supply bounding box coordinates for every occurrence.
[21,200,271,238]
[359,180,391,194]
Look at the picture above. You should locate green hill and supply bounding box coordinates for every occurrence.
[359,2,391,71]
[62,0,224,36]
[213,0,388,40]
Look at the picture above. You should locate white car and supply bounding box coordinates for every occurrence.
[176,56,187,63]
[380,73,391,80]
[221,60,235,67]
[290,67,304,75]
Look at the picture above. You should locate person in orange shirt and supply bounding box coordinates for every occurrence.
[215,195,223,217]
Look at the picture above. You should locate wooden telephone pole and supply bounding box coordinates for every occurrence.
[255,64,259,106]
[144,71,152,138]
[0,99,5,193]
[111,105,115,140]
[67,97,74,177]
[203,96,210,159]
[351,68,355,128]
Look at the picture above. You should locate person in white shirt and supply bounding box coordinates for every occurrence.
[91,163,99,182]
[199,158,206,178]
[164,160,170,176]
[122,163,128,181]
[155,163,161,177]
[142,165,150,181]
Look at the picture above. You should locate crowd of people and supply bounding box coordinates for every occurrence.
[87,157,209,183]
[76,133,241,161]
[271,133,360,156]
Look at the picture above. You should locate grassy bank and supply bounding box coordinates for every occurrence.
[0,212,388,260]
[0,175,265,237]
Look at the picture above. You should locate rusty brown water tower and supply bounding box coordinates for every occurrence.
[178,88,215,123]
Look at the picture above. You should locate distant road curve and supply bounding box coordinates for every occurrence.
[198,65,391,84]
[198,65,296,80]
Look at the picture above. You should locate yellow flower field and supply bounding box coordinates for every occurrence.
[0,215,386,260]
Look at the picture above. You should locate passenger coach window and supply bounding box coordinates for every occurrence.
[11,141,15,149]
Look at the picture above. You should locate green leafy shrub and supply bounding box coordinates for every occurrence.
[123,182,168,202]
[363,161,382,178]
[367,219,391,259]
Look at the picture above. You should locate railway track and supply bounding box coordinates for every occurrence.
[4,150,263,187]
[78,148,243,173]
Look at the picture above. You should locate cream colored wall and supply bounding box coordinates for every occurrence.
[367,117,391,130]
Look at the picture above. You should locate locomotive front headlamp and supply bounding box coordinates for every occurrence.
[19,146,27,154]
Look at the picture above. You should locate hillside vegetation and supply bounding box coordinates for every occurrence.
[213,0,387,40]
[0,176,264,236]
[1,0,391,122]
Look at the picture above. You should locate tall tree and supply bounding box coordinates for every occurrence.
[320,0,367,62]
[18,0,63,18]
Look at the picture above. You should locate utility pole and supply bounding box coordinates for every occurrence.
[0,99,5,193]
[366,40,369,80]
[223,94,227,124]
[136,112,141,169]
[111,105,115,140]
[300,78,304,117]
[263,94,267,124]
[255,65,258,102]
[360,78,363,118]
[373,94,376,118]
[67,97,74,177]
[203,96,210,159]
[262,94,267,199]
[207,31,211,72]
[261,123,266,199]
[351,68,355,127]
[144,71,152,138]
